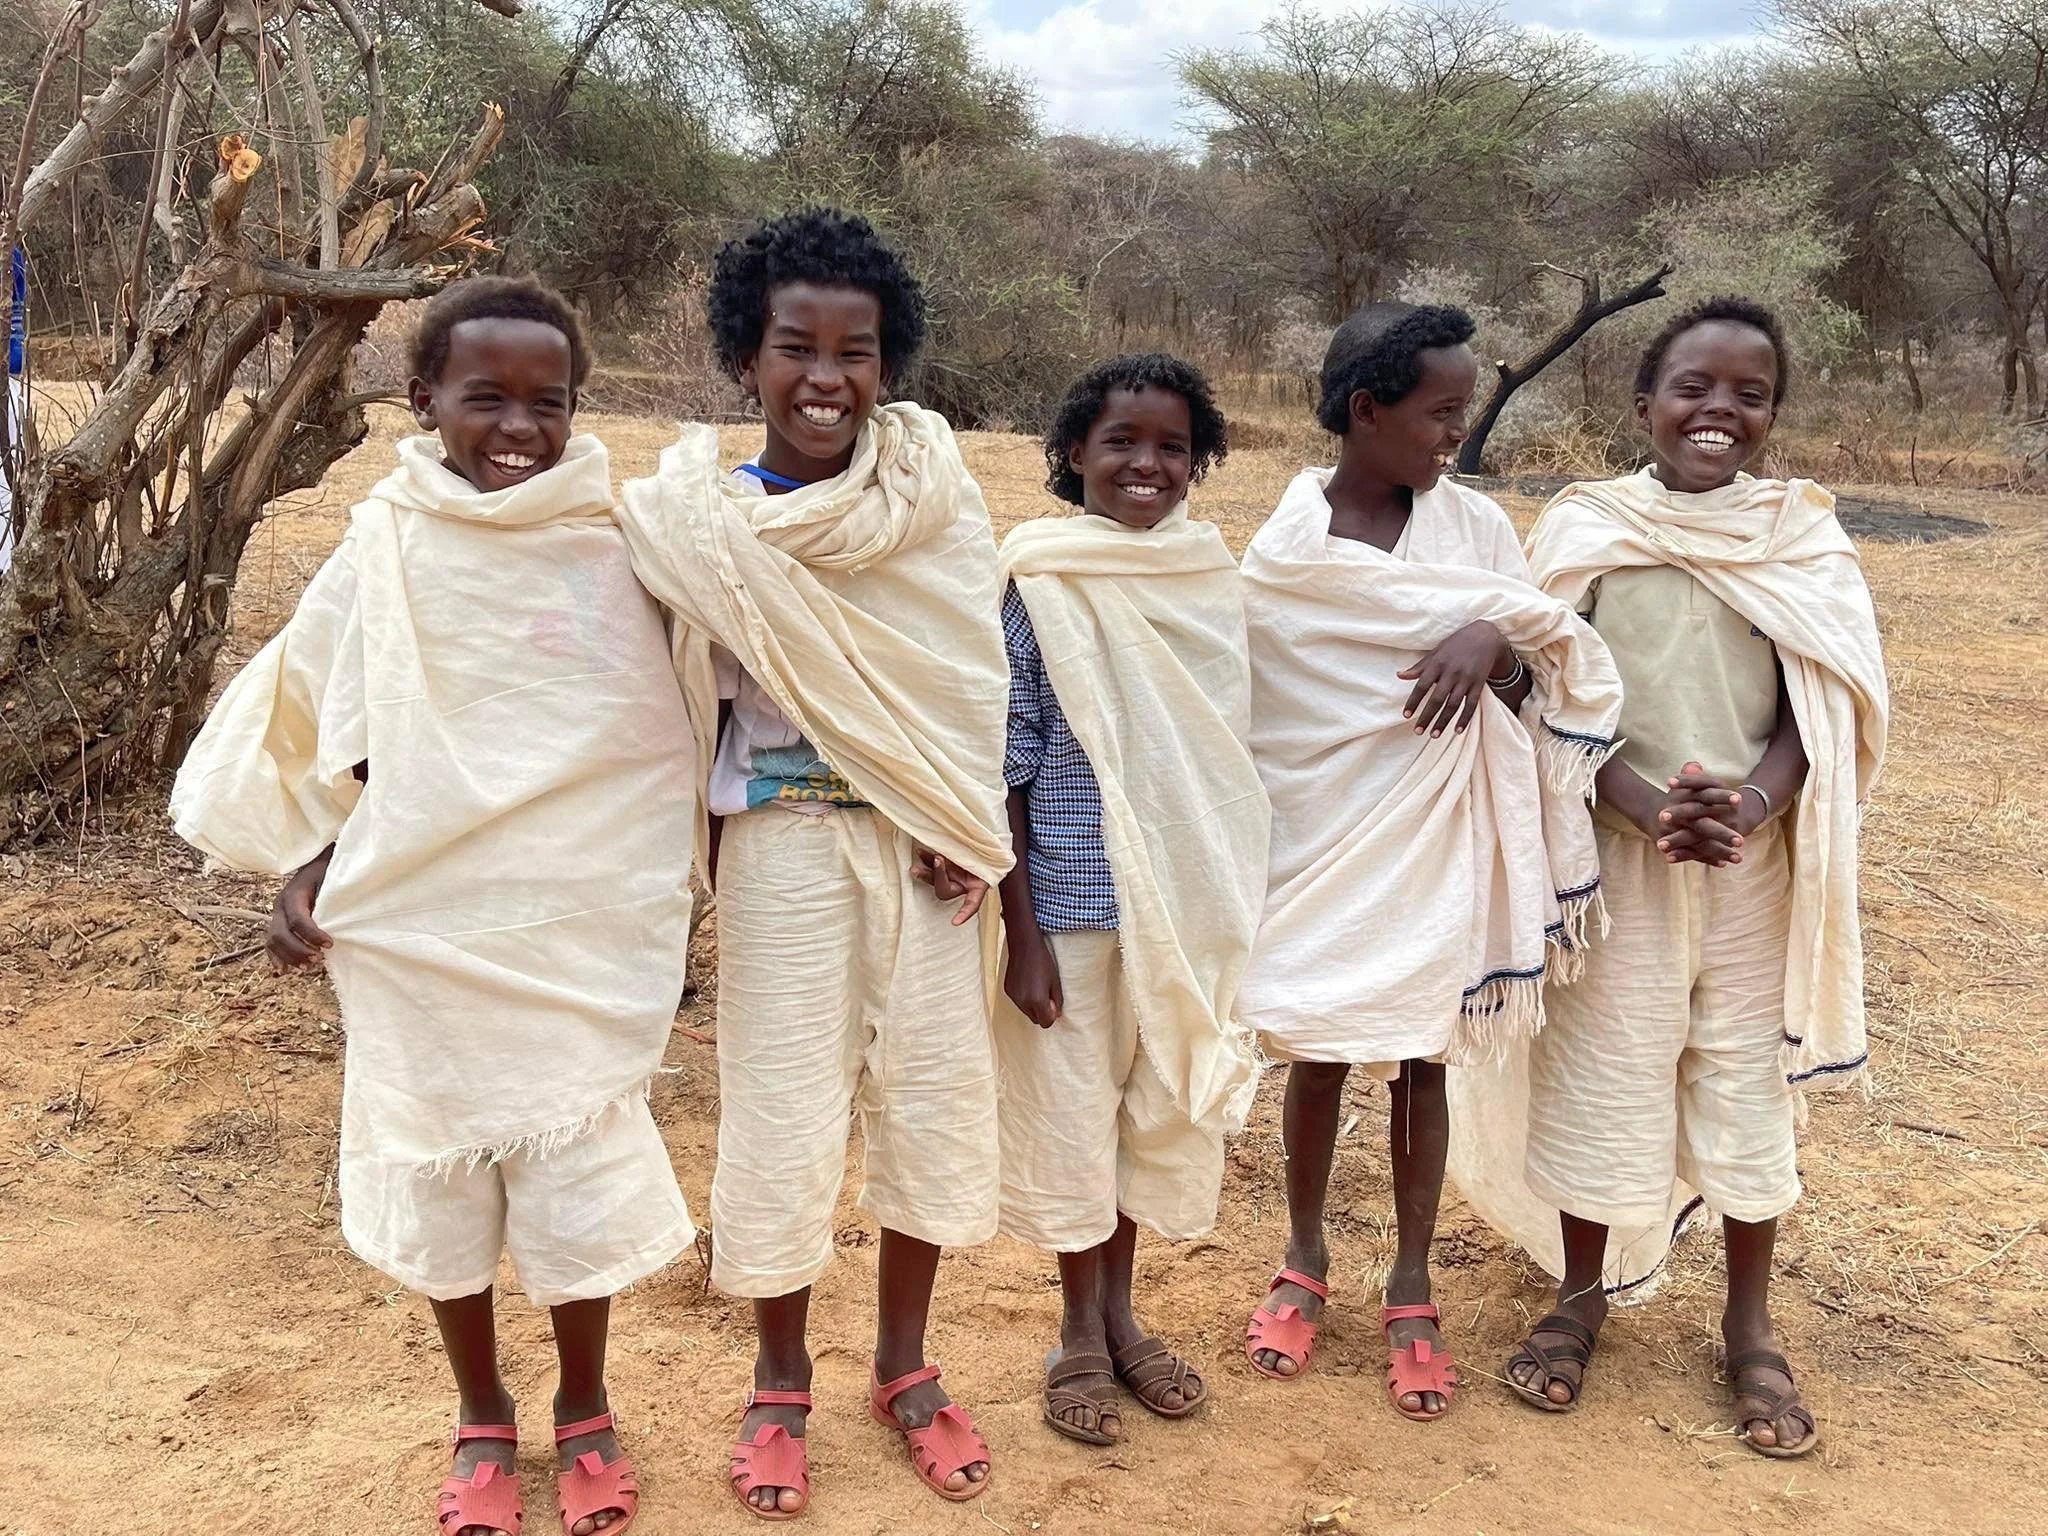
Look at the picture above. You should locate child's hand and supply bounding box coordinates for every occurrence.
[1654,764,1746,867]
[268,852,335,971]
[1399,620,1511,738]
[1003,929,1064,1029]
[912,848,990,925]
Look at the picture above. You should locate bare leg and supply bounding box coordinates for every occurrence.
[549,1297,630,1534]
[1249,1061,1349,1375]
[1506,1212,1610,1405]
[1384,1059,1451,1413]
[1722,1216,1811,1450]
[430,1289,517,1536]
[875,1228,988,1491]
[735,1289,813,1514]
[1047,1239,1121,1437]
[1101,1212,1202,1412]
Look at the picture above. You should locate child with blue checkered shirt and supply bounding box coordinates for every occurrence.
[995,355,1270,1447]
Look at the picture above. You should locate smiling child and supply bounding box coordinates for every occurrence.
[1494,297,1888,1458]
[615,209,1011,1518]
[1237,303,1620,1424]
[995,354,1268,1446]
[173,276,699,1536]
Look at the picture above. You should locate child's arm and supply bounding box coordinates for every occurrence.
[1398,621,1532,736]
[998,788,1062,1028]
[265,758,366,972]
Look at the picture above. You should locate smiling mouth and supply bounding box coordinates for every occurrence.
[486,452,539,476]
[1117,483,1164,500]
[796,403,848,428]
[1685,428,1738,453]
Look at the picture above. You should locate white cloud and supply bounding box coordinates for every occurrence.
[968,0,1769,143]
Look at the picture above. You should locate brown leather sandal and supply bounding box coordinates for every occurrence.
[1504,1312,1597,1412]
[1111,1335,1206,1419]
[1042,1349,1121,1446]
[1727,1348,1820,1460]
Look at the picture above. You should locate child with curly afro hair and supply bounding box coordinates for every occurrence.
[615,207,1012,1518]
[993,352,1263,1445]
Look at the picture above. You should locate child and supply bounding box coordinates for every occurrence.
[1495,297,1887,1457]
[1237,303,1620,1422]
[995,354,1268,1445]
[614,209,1011,1518]
[172,276,697,1536]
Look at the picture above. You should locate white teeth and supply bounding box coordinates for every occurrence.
[1120,484,1162,498]
[1686,430,1736,451]
[488,453,536,470]
[798,404,846,426]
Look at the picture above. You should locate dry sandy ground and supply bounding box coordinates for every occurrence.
[3,405,2046,1535]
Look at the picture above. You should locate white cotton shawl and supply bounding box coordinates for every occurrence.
[1000,506,1270,1134]
[1526,468,1889,1088]
[615,403,1013,886]
[1445,468,1889,1298]
[171,434,699,1171]
[1238,470,1622,1066]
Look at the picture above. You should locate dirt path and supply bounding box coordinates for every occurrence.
[4,414,2045,1534]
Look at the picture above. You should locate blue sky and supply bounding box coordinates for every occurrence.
[965,0,1772,141]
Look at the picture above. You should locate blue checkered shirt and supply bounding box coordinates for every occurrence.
[1002,582,1119,931]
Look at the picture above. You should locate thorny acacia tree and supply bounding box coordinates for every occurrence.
[0,0,520,841]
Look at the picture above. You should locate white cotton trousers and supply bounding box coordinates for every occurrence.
[994,931,1226,1252]
[709,806,1001,1298]
[1525,817,1801,1227]
[341,1093,693,1307]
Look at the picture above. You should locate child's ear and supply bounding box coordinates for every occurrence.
[407,376,437,430]
[1633,393,1653,433]
[1348,389,1376,434]
[735,352,759,401]
[1068,438,1087,477]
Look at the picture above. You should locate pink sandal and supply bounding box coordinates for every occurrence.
[1245,1268,1330,1381]
[438,1424,523,1536]
[729,1389,813,1522]
[868,1364,990,1503]
[554,1412,637,1535]
[1382,1302,1458,1422]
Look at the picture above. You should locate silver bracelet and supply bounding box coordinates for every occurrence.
[1739,783,1773,821]
[1487,655,1526,690]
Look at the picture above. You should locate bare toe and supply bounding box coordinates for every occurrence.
[778,1486,804,1514]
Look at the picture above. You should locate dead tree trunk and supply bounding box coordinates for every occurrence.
[1456,263,1675,476]
[1,1,518,843]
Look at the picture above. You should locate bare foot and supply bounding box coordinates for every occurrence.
[1105,1310,1204,1414]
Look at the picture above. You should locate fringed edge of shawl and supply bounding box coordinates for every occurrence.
[1448,966,1546,1064]
[1543,880,1611,986]
[1537,721,1620,802]
[415,1085,647,1180]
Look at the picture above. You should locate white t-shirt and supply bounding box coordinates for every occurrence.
[704,466,869,817]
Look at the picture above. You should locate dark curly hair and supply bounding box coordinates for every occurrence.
[1316,302,1476,434]
[1042,353,1229,506]
[707,207,927,383]
[1634,295,1791,406]
[407,274,591,389]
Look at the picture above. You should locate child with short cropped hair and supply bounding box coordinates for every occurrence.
[1238,303,1621,1423]
[1490,297,1887,1458]
[615,208,1010,1518]
[173,275,696,1536]
[996,353,1267,1445]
